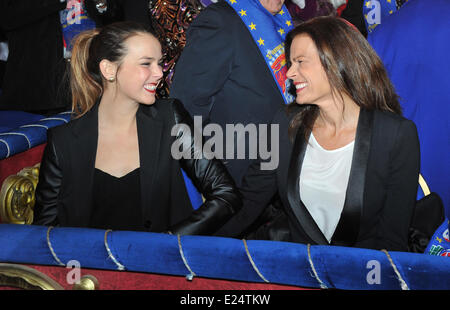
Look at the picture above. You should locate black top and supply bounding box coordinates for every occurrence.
[90,168,144,231]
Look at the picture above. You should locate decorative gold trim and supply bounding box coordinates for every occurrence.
[0,164,40,224]
[46,226,66,266]
[104,229,126,271]
[0,263,64,290]
[177,234,196,281]
[306,244,327,289]
[72,275,100,290]
[242,239,269,283]
[381,249,409,290]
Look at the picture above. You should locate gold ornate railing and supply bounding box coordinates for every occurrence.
[0,263,99,290]
[0,164,40,224]
[0,263,64,290]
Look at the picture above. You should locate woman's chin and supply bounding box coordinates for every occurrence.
[140,97,157,105]
[296,99,307,105]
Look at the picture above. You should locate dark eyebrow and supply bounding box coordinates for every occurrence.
[292,55,305,61]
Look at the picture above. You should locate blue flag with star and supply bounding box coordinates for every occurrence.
[227,0,294,104]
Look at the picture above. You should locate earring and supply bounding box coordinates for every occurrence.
[108,77,115,82]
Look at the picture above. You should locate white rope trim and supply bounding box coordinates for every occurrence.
[307,244,328,289]
[382,249,409,290]
[39,117,69,123]
[242,239,269,283]
[104,230,126,271]
[0,132,31,148]
[20,124,49,130]
[46,226,65,266]
[0,139,10,158]
[177,234,196,280]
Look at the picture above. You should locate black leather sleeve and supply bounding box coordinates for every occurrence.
[213,159,278,238]
[168,99,242,235]
[33,129,62,226]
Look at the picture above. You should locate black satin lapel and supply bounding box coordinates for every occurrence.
[287,125,329,245]
[69,104,99,226]
[136,108,163,221]
[331,108,373,246]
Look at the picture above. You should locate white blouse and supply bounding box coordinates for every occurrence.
[299,133,355,242]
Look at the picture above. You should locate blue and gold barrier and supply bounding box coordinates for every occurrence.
[0,223,449,290]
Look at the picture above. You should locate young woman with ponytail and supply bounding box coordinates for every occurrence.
[33,22,241,235]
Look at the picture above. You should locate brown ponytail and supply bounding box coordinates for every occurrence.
[70,29,102,118]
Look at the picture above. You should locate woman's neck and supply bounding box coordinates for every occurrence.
[98,91,139,133]
[315,93,360,134]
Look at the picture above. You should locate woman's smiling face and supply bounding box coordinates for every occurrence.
[114,33,163,105]
[286,34,333,108]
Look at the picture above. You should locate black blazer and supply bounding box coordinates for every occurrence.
[33,99,242,235]
[215,107,420,251]
[170,0,286,187]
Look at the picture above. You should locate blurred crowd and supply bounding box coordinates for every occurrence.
[0,0,364,114]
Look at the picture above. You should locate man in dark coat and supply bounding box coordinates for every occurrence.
[170,0,292,188]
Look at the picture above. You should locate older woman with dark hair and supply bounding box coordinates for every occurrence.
[215,17,420,252]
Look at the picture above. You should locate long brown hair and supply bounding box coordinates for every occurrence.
[70,22,158,118]
[284,17,401,138]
